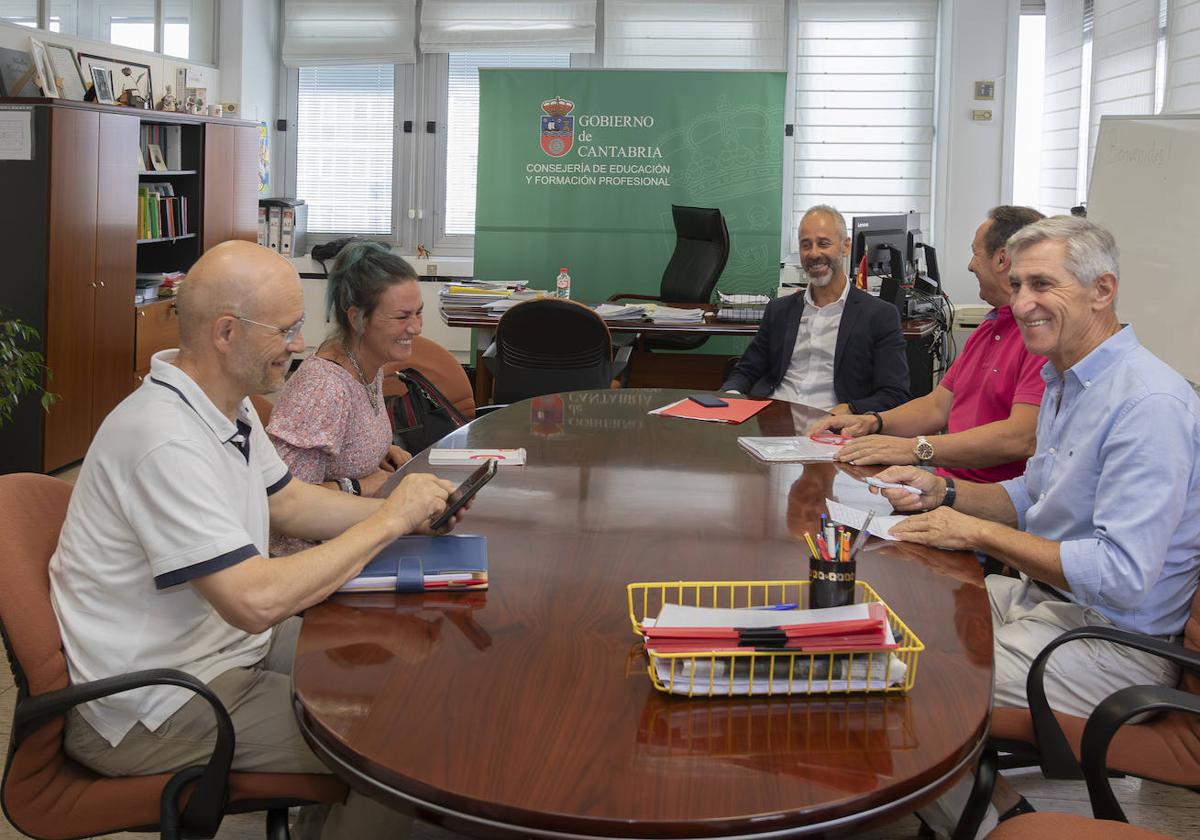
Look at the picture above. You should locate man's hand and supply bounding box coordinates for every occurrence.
[888,507,982,551]
[376,473,456,535]
[828,403,852,416]
[871,466,945,513]
[835,434,918,466]
[380,445,412,472]
[807,413,878,437]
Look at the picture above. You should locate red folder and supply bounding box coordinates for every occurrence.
[654,398,771,424]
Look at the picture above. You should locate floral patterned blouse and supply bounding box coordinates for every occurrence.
[266,355,390,555]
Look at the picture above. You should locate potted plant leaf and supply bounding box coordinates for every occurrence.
[0,310,57,428]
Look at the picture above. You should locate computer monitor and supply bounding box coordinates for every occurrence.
[849,212,923,283]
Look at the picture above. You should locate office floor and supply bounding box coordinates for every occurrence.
[1,465,1194,840]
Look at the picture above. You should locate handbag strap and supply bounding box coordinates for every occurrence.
[396,368,468,426]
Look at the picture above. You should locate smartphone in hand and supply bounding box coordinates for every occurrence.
[688,394,728,409]
[429,459,498,531]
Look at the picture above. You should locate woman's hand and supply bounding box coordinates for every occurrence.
[380,445,412,472]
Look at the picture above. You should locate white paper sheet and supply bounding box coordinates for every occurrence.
[825,499,907,541]
[0,109,32,161]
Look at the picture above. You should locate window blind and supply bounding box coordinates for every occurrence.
[282,0,416,67]
[1040,0,1085,215]
[1087,0,1158,174]
[444,53,571,236]
[1164,0,1200,112]
[420,1,596,53]
[603,0,786,71]
[791,0,937,235]
[296,65,395,234]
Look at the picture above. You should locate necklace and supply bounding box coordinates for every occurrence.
[344,344,381,413]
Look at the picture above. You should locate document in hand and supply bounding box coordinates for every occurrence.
[825,499,905,541]
[650,397,770,424]
[737,436,844,462]
[338,534,488,593]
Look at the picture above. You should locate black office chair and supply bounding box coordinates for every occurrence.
[608,204,730,353]
[483,299,631,404]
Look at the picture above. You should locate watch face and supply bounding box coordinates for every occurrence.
[916,440,934,460]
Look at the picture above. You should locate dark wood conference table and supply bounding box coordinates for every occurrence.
[292,390,992,839]
[440,301,938,404]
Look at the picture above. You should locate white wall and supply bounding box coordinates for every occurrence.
[932,0,1015,306]
[0,18,219,106]
[216,0,277,191]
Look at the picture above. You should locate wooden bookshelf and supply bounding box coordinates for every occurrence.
[0,99,260,473]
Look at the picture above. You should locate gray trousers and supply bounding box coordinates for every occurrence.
[64,617,411,840]
[917,575,1180,839]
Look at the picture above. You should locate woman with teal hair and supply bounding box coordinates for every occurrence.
[267,241,423,554]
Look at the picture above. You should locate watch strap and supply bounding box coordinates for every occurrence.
[868,411,884,435]
[941,477,957,509]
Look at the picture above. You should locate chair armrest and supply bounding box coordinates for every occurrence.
[14,668,235,837]
[1081,684,1200,822]
[1025,625,1200,779]
[606,292,661,303]
[612,343,633,379]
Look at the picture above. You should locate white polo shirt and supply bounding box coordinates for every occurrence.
[770,280,848,409]
[49,350,292,747]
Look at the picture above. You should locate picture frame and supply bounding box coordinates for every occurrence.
[147,143,168,172]
[76,52,153,108]
[45,43,88,101]
[0,46,40,97]
[89,66,114,105]
[28,38,58,98]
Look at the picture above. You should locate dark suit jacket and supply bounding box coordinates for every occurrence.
[720,285,910,413]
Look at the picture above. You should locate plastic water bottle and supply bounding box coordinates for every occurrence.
[555,267,572,299]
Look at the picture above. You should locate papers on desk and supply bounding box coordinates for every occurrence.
[715,291,768,323]
[825,499,905,541]
[428,448,526,465]
[644,602,907,695]
[738,436,844,462]
[593,302,647,321]
[645,304,704,324]
[651,398,770,424]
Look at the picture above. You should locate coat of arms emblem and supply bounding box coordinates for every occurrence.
[540,97,574,157]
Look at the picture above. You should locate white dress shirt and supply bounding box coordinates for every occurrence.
[770,281,848,408]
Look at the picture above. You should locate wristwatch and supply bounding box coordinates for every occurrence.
[914,435,935,464]
[336,477,361,496]
[941,477,957,509]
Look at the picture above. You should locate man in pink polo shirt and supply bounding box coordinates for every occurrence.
[810,206,1046,484]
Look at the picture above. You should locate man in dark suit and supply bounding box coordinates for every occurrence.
[721,204,910,414]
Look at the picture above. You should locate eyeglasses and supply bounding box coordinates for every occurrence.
[234,314,305,345]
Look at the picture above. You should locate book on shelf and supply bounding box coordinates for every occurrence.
[138,123,182,171]
[256,206,268,246]
[267,206,281,251]
[137,181,189,240]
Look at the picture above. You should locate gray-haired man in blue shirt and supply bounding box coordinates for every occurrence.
[873,215,1200,837]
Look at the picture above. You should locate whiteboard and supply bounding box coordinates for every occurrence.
[1087,115,1200,384]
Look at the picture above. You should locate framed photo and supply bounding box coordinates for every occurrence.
[28,38,58,98]
[147,143,168,171]
[0,46,40,97]
[45,44,87,101]
[76,52,153,108]
[90,66,114,105]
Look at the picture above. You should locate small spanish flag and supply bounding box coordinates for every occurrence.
[855,254,869,289]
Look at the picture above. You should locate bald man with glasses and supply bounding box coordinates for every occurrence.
[49,241,457,839]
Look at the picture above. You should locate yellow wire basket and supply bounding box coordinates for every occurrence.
[626,579,924,697]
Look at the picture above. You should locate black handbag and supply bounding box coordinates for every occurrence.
[385,368,468,454]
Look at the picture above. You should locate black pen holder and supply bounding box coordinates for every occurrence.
[808,558,857,609]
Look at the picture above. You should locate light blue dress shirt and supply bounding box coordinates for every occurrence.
[1000,326,1200,636]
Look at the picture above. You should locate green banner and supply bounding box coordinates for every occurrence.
[474,69,785,354]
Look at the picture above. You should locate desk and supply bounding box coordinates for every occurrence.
[293,390,992,838]
[441,302,940,404]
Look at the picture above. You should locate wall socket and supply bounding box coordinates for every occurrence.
[426,263,438,276]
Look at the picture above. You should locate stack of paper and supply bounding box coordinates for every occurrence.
[428,448,526,465]
[593,302,647,321]
[738,436,844,462]
[643,602,907,695]
[482,291,544,313]
[645,304,704,324]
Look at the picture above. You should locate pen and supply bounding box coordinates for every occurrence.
[822,514,835,553]
[840,531,850,562]
[848,512,875,561]
[816,534,832,562]
[753,603,800,610]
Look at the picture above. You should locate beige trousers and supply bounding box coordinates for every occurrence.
[917,575,1180,840]
[64,617,411,840]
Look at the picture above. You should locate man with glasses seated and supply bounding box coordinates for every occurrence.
[49,240,461,839]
